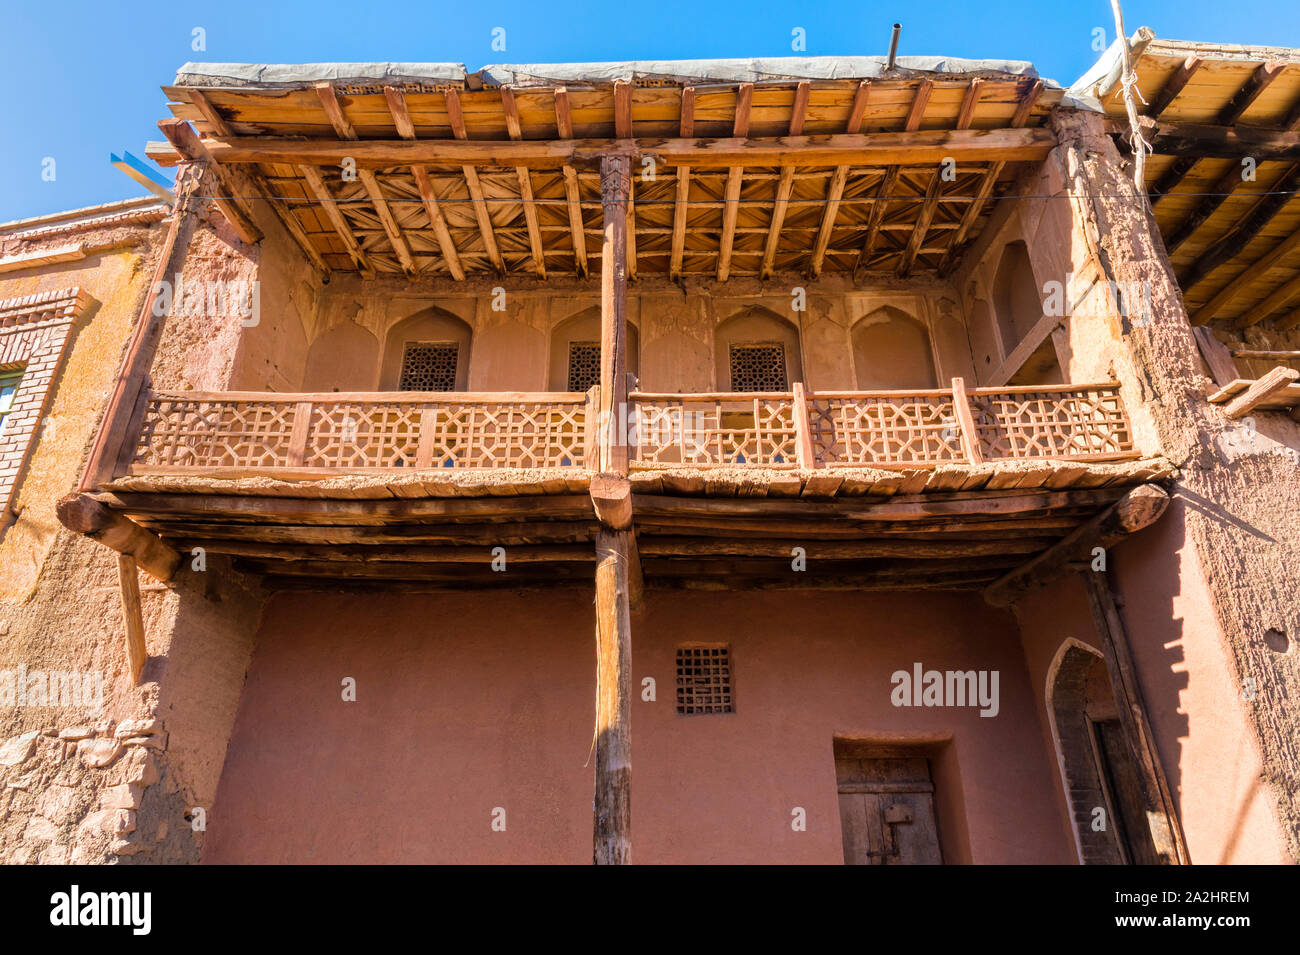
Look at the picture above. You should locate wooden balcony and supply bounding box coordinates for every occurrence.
[119,380,1137,481]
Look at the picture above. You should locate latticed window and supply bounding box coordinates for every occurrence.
[398,342,459,391]
[676,646,734,715]
[0,370,20,433]
[567,341,601,392]
[729,342,788,391]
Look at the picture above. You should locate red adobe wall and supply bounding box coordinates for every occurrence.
[203,588,1075,864]
[1013,496,1291,864]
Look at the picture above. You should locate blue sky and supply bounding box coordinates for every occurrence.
[1,0,1297,221]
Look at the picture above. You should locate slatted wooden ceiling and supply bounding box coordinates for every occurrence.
[1100,39,1300,331]
[149,70,1058,281]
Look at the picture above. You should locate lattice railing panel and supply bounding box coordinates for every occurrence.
[134,398,300,469]
[632,396,797,467]
[809,394,963,467]
[974,386,1132,460]
[133,394,588,471]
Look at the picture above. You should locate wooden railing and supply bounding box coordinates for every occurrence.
[124,380,1136,477]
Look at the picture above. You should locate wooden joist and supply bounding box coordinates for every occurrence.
[57,493,181,581]
[502,87,547,278]
[1145,55,1203,118]
[716,83,752,282]
[1221,365,1300,417]
[669,86,695,279]
[1191,225,1300,324]
[809,81,870,277]
[554,88,590,278]
[385,86,465,281]
[446,88,505,273]
[983,485,1169,607]
[760,81,808,280]
[1146,121,1300,163]
[297,165,375,277]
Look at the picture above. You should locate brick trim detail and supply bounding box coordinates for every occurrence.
[0,287,92,529]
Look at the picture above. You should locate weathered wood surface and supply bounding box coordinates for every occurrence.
[594,528,632,864]
[57,494,180,581]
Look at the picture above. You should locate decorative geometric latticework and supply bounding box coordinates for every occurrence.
[809,394,963,467]
[676,646,734,715]
[398,341,459,391]
[974,386,1132,460]
[729,343,788,392]
[134,398,300,468]
[135,395,587,471]
[567,341,601,392]
[632,397,797,467]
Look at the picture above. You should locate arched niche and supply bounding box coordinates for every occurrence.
[546,306,640,392]
[992,240,1042,351]
[380,306,472,391]
[302,321,380,392]
[715,307,803,391]
[851,306,937,390]
[1047,640,1163,866]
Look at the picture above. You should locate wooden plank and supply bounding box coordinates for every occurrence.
[1191,326,1238,386]
[200,127,1058,169]
[1146,55,1203,118]
[950,377,983,465]
[1163,160,1255,254]
[601,156,632,474]
[1237,271,1300,328]
[984,485,1169,606]
[988,311,1060,386]
[1221,365,1300,417]
[1082,572,1191,864]
[57,494,181,581]
[594,528,632,865]
[117,555,148,685]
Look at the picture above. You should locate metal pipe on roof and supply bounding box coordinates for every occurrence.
[887,24,901,70]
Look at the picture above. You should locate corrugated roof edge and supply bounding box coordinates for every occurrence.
[174,54,1063,90]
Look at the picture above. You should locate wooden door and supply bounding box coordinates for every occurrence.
[836,756,942,865]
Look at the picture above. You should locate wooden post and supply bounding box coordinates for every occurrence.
[583,385,601,469]
[951,377,983,464]
[600,155,631,476]
[594,528,632,864]
[791,382,816,469]
[117,555,148,684]
[286,401,314,467]
[1082,571,1191,864]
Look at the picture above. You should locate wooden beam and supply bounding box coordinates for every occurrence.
[600,155,631,474]
[1221,365,1300,417]
[950,377,983,465]
[501,87,547,278]
[357,170,418,276]
[199,127,1057,170]
[1082,571,1191,865]
[896,169,943,276]
[314,82,358,140]
[983,485,1169,606]
[297,164,375,277]
[57,494,181,581]
[937,80,1042,275]
[554,88,589,278]
[594,528,632,865]
[117,555,148,685]
[1191,226,1300,323]
[716,83,753,283]
[641,536,1053,559]
[1222,61,1287,124]
[1146,121,1300,163]
[1145,55,1203,118]
[1237,272,1300,328]
[809,165,848,277]
[614,80,633,139]
[669,86,695,279]
[1191,326,1239,387]
[384,86,465,280]
[185,89,234,137]
[1164,160,1254,254]
[988,311,1061,386]
[156,120,261,245]
[590,473,633,530]
[760,82,807,280]
[446,88,504,273]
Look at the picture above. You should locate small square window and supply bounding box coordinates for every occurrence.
[729,343,788,391]
[676,646,734,715]
[0,370,21,433]
[398,342,459,391]
[567,341,601,392]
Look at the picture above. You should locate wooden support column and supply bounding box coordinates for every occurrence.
[594,527,633,865]
[117,555,148,685]
[600,155,631,475]
[1081,571,1191,865]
